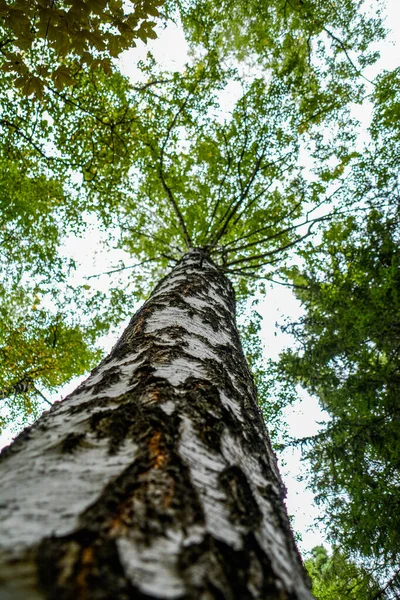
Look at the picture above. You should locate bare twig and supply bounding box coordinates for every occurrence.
[85,257,160,279]
[158,91,195,249]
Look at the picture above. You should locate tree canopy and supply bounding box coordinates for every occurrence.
[273,57,400,585]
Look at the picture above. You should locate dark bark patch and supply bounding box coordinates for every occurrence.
[67,396,113,416]
[180,378,242,452]
[179,533,298,600]
[91,367,122,395]
[197,306,223,332]
[82,408,205,540]
[177,275,212,300]
[219,466,262,529]
[89,403,139,454]
[37,531,142,600]
[151,325,188,340]
[201,358,239,400]
[151,292,196,316]
[61,433,86,454]
[179,534,297,600]
[258,458,286,500]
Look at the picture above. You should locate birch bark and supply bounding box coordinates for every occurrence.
[0,249,313,600]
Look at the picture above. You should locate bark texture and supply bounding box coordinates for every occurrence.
[0,250,312,600]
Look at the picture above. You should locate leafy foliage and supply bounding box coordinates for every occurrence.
[305,545,382,600]
[171,0,385,132]
[278,209,400,579]
[0,286,103,432]
[0,0,163,96]
[0,67,141,431]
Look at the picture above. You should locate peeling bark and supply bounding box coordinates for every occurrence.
[0,249,313,600]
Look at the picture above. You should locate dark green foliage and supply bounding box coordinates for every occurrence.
[278,209,400,578]
[272,55,400,581]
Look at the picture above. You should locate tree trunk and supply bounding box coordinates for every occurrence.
[0,249,312,600]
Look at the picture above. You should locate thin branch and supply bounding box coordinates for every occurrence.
[211,152,265,247]
[0,38,13,50]
[323,26,376,86]
[204,129,233,238]
[131,79,172,92]
[0,118,52,160]
[224,254,283,273]
[227,211,326,255]
[226,218,325,267]
[230,153,294,228]
[370,568,400,600]
[34,387,52,406]
[259,276,309,290]
[232,182,274,227]
[158,91,194,249]
[237,99,250,195]
[85,257,160,279]
[47,86,129,128]
[208,98,253,242]
[119,223,183,256]
[0,377,51,407]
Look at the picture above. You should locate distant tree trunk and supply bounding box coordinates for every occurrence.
[0,249,312,600]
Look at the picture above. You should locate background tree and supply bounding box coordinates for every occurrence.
[305,545,382,600]
[272,60,400,588]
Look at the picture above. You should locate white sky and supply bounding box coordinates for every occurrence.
[1,0,399,558]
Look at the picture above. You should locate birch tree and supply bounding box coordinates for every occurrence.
[0,248,316,599]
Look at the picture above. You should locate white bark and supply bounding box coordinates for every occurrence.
[0,250,312,600]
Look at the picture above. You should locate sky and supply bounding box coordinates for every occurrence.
[1,0,399,558]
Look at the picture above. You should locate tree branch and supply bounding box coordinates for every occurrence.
[0,118,52,160]
[323,26,375,86]
[226,218,325,267]
[204,129,233,239]
[211,152,265,247]
[85,257,161,279]
[158,91,194,249]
